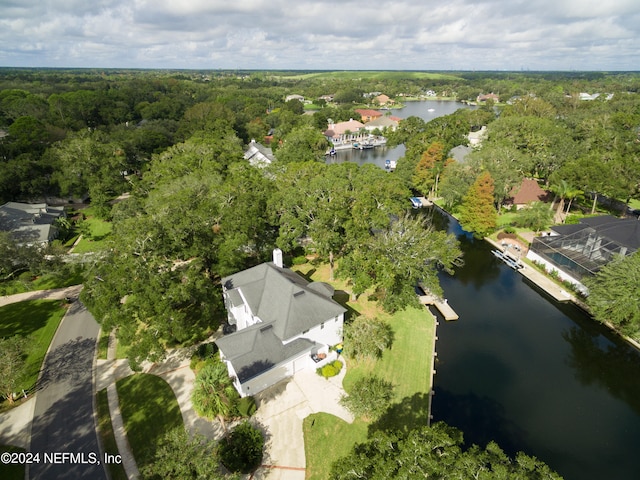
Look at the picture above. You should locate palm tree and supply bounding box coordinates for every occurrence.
[563,186,584,220]
[549,179,571,221]
[191,361,239,435]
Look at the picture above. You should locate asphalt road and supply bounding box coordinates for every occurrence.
[28,301,107,480]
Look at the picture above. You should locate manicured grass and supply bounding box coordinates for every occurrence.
[343,306,433,400]
[295,261,436,478]
[116,373,183,469]
[96,389,128,480]
[0,445,25,479]
[0,266,84,296]
[71,208,113,253]
[0,300,67,402]
[303,415,368,480]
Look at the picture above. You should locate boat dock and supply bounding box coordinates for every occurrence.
[419,293,459,321]
[485,237,574,303]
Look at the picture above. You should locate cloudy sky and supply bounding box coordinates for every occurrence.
[1,0,638,71]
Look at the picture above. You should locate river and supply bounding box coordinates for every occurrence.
[337,101,640,479]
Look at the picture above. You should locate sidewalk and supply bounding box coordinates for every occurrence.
[0,284,83,307]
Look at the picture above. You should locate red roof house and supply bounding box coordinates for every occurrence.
[506,179,550,208]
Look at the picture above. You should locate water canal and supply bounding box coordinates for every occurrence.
[431,211,640,480]
[336,101,640,479]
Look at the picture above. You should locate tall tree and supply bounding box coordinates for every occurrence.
[340,376,394,420]
[339,214,462,312]
[458,171,498,239]
[584,252,640,336]
[142,428,237,480]
[330,422,562,480]
[274,125,330,164]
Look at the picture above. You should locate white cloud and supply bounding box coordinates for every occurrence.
[0,0,637,70]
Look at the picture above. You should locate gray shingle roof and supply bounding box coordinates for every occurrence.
[0,202,65,244]
[216,324,315,382]
[217,262,346,383]
[222,263,345,340]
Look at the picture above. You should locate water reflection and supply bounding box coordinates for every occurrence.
[563,326,640,417]
[431,209,640,480]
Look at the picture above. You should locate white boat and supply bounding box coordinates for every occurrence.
[491,249,523,270]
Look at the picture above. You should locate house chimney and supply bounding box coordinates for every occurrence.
[273,248,283,268]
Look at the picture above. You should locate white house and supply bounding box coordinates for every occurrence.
[215,250,346,397]
[243,139,275,167]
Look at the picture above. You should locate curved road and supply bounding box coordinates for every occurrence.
[28,300,107,479]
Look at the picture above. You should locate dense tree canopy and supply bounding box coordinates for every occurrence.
[330,422,563,480]
[584,252,640,336]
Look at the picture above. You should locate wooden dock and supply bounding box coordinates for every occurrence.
[419,294,459,321]
[416,196,433,207]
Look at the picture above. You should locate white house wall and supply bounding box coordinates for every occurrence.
[284,313,344,347]
[526,250,588,295]
[236,349,314,397]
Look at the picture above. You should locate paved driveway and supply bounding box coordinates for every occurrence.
[252,366,353,480]
[28,301,107,480]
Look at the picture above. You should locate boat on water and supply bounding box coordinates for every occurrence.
[385,159,397,171]
[410,196,423,209]
[491,249,524,270]
[427,108,436,112]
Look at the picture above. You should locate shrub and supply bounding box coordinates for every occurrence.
[237,396,257,417]
[218,421,264,474]
[292,255,308,265]
[340,376,394,420]
[503,226,516,234]
[190,342,219,372]
[317,360,343,379]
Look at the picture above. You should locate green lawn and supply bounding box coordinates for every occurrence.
[71,208,113,253]
[96,389,128,480]
[0,265,84,296]
[0,445,25,479]
[295,261,436,479]
[116,373,183,469]
[0,300,67,406]
[303,415,368,480]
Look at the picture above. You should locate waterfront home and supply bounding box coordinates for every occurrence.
[477,93,499,103]
[363,115,400,133]
[527,215,640,292]
[374,94,394,106]
[323,118,366,144]
[215,249,346,397]
[505,179,551,210]
[355,109,383,123]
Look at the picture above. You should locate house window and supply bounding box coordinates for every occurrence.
[321,322,324,330]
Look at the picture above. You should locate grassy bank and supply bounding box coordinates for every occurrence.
[0,300,67,409]
[295,261,436,479]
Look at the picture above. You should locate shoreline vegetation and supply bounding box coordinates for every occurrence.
[432,203,640,353]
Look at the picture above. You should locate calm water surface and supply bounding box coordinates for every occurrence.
[326,100,469,169]
[431,211,640,480]
[335,103,640,479]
